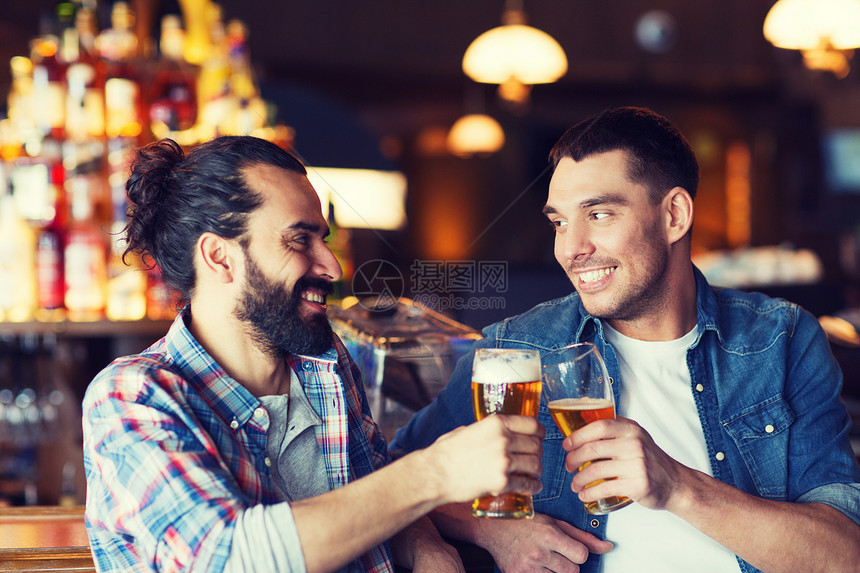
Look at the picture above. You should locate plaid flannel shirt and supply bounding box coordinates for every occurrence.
[83,307,394,572]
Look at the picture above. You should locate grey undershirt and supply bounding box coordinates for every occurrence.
[224,370,340,573]
[260,383,330,502]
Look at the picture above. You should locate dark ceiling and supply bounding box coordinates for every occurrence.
[0,0,802,133]
[215,0,786,134]
[3,2,858,181]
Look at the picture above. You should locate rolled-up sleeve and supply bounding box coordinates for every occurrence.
[797,482,860,526]
[224,504,307,572]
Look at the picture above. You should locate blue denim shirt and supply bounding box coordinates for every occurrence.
[391,268,860,573]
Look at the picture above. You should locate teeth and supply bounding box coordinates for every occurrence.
[301,292,326,304]
[579,267,614,284]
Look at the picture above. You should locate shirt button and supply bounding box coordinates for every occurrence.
[695,383,704,392]
[255,407,266,418]
[590,518,600,528]
[303,362,313,371]
[264,457,272,467]
[765,424,774,433]
[715,451,726,461]
[230,420,239,430]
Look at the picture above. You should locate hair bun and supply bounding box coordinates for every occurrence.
[125,139,184,208]
[124,139,185,265]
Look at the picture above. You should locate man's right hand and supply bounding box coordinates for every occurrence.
[476,512,613,573]
[426,415,544,504]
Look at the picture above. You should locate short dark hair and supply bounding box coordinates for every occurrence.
[549,107,699,202]
[123,135,306,306]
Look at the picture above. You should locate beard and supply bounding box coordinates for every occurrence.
[234,253,334,359]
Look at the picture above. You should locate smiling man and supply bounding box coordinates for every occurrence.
[82,136,545,573]
[390,107,860,572]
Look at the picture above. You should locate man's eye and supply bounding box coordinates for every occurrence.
[547,219,567,230]
[591,212,611,221]
[283,234,310,251]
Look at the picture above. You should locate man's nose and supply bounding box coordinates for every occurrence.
[313,243,344,282]
[562,223,595,262]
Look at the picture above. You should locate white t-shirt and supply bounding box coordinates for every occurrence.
[600,323,739,572]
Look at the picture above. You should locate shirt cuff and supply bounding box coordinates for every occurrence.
[797,482,860,526]
[224,503,307,573]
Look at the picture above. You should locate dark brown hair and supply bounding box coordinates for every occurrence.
[549,107,699,202]
[123,136,306,306]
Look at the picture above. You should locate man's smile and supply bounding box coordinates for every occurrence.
[300,288,329,309]
[576,266,617,285]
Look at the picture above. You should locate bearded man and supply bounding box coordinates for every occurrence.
[82,136,544,573]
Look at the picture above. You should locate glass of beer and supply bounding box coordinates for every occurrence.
[541,343,632,515]
[471,348,542,519]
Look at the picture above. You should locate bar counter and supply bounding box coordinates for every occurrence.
[0,505,94,572]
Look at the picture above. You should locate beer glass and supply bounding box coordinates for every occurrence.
[471,348,542,519]
[541,343,632,515]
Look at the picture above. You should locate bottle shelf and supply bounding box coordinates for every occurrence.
[0,318,173,338]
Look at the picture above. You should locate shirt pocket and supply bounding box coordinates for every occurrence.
[533,403,567,502]
[722,396,794,499]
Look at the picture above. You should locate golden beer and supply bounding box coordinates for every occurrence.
[471,349,541,519]
[473,380,542,420]
[548,397,615,434]
[548,397,632,514]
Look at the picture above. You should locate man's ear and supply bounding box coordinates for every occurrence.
[664,187,694,244]
[197,232,238,284]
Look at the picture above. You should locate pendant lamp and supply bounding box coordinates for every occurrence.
[462,0,567,103]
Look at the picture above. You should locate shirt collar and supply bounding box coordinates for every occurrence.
[164,306,261,430]
[572,264,716,347]
[692,265,722,347]
[163,306,341,429]
[292,345,339,364]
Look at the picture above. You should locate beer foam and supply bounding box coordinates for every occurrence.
[548,397,613,410]
[473,350,540,383]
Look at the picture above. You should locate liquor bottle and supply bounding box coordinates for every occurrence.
[326,202,353,301]
[96,1,142,140]
[177,0,213,66]
[35,227,66,322]
[31,36,67,141]
[9,137,65,230]
[58,462,78,507]
[196,4,232,140]
[106,220,146,321]
[65,7,105,141]
[148,14,198,137]
[225,19,266,136]
[106,135,135,224]
[63,172,107,321]
[145,264,178,320]
[5,56,35,159]
[0,194,37,322]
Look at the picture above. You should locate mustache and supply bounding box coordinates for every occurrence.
[565,259,619,272]
[293,276,335,296]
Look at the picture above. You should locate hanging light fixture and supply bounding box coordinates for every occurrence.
[462,0,567,104]
[446,114,506,158]
[763,0,860,78]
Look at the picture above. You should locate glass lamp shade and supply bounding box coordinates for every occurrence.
[462,24,567,85]
[446,114,506,158]
[763,0,860,50]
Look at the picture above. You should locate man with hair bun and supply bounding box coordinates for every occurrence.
[82,135,545,573]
